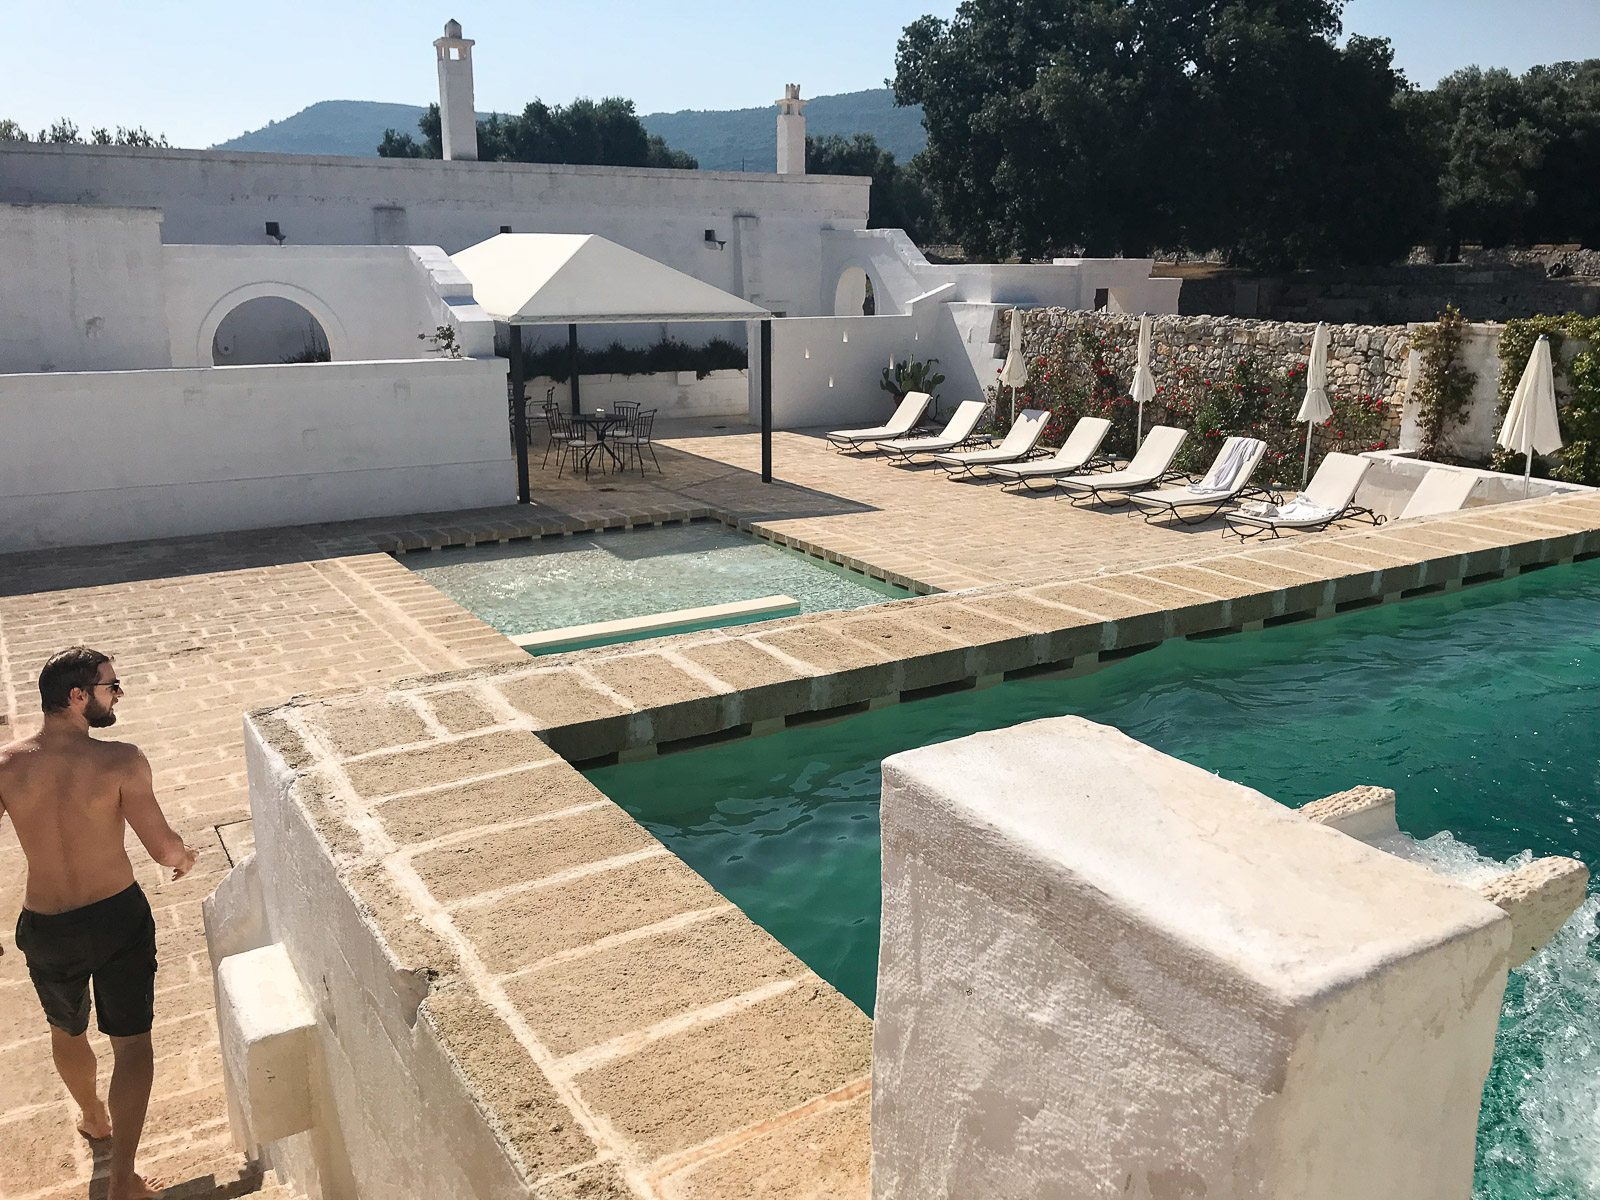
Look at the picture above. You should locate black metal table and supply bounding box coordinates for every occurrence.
[572,411,630,476]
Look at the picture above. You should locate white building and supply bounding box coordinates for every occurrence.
[0,20,1180,551]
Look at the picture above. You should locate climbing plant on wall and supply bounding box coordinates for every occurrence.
[1409,305,1477,461]
[1492,314,1600,486]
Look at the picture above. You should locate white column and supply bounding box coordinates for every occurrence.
[434,20,478,162]
[775,84,806,175]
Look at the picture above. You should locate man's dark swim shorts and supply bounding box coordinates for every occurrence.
[15,883,158,1037]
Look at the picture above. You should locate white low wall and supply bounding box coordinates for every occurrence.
[200,721,530,1200]
[0,358,513,552]
[1357,450,1592,518]
[874,717,1511,1200]
[534,369,748,420]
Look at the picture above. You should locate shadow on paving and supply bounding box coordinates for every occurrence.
[0,436,879,597]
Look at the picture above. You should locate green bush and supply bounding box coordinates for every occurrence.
[500,335,746,382]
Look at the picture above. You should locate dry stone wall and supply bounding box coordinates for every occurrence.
[1020,309,1412,445]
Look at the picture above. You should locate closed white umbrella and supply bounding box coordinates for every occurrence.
[1295,322,1333,489]
[1497,334,1563,497]
[1131,313,1156,448]
[999,308,1028,424]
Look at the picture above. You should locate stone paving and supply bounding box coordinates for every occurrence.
[1,420,1596,1200]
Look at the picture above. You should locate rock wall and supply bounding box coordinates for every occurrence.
[1020,309,1412,445]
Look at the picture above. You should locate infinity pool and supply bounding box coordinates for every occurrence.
[588,557,1600,1199]
[404,520,910,646]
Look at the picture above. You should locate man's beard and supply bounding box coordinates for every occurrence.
[85,697,117,728]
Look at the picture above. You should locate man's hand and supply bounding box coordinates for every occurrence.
[171,844,199,881]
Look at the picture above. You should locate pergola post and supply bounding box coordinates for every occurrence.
[568,323,581,416]
[760,318,773,483]
[508,323,530,504]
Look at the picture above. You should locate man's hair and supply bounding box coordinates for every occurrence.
[39,646,112,713]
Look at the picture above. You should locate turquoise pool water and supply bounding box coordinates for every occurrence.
[404,521,910,647]
[587,557,1600,1198]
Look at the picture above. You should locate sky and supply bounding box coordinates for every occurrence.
[3,0,1598,149]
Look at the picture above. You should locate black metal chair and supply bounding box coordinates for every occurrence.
[614,408,660,474]
[542,404,587,477]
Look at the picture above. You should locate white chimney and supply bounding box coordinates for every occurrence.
[776,84,806,175]
[434,19,478,161]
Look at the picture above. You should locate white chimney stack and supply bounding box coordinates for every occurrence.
[776,84,806,175]
[434,19,478,161]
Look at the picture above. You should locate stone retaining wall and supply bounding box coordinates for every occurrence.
[1020,309,1412,448]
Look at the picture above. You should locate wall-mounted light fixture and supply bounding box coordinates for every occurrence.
[265,221,286,245]
[704,228,726,250]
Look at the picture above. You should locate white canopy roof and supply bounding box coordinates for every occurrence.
[450,233,771,324]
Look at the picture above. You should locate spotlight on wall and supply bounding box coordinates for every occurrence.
[265,221,286,245]
[704,228,726,250]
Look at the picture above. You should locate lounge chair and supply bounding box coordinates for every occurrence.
[1127,436,1271,525]
[991,417,1115,492]
[1056,425,1188,507]
[825,391,932,453]
[1396,469,1477,520]
[931,408,1052,478]
[1223,452,1381,540]
[878,400,990,464]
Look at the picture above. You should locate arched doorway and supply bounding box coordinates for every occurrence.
[833,267,872,317]
[210,296,331,365]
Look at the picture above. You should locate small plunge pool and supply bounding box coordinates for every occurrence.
[586,557,1600,1199]
[402,520,911,651]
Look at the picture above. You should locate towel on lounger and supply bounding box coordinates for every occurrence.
[1238,496,1337,523]
[1186,438,1263,496]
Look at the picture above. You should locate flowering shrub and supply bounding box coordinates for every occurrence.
[989,329,1392,488]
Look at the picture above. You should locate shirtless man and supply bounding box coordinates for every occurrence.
[0,647,199,1200]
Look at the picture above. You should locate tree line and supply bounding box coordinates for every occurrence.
[378,98,696,169]
[892,0,1600,268]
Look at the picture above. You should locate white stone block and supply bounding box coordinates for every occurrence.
[873,716,1512,1200]
[217,942,319,1146]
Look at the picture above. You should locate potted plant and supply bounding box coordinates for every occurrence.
[881,358,946,415]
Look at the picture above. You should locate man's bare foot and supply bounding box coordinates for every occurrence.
[108,1173,166,1200]
[76,1102,112,1140]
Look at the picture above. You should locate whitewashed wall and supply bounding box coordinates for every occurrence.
[1397,324,1591,461]
[163,245,444,367]
[0,144,871,321]
[0,203,172,374]
[0,358,512,552]
[818,228,1182,318]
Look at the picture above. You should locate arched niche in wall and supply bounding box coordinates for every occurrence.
[833,266,874,317]
[196,283,349,367]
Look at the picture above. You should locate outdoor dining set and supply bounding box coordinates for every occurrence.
[539,397,661,478]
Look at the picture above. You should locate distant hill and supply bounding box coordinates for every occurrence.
[214,100,430,157]
[643,89,926,170]
[212,89,927,168]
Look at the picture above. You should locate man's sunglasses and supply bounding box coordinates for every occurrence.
[92,680,124,694]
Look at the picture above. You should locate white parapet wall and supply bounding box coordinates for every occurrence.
[873,716,1514,1200]
[0,358,513,552]
[1356,450,1592,518]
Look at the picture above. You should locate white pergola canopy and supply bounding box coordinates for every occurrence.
[450,233,770,324]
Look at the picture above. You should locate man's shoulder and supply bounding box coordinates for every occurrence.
[89,738,146,766]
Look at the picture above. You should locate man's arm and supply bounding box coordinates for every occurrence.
[119,747,199,880]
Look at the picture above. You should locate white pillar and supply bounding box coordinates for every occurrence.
[775,84,806,175]
[873,716,1514,1200]
[434,19,478,162]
